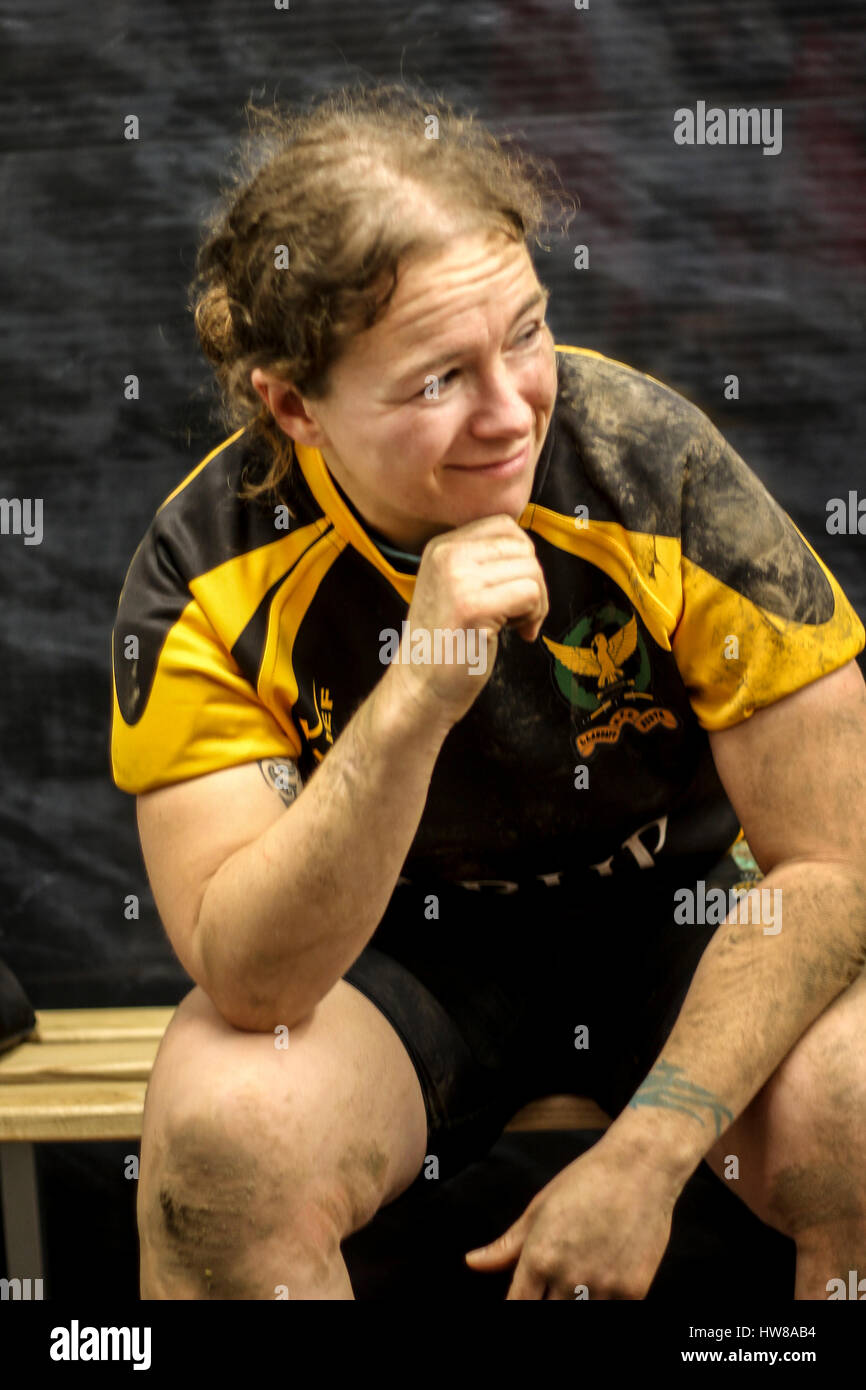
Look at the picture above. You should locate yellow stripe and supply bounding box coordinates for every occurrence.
[156,427,247,513]
[115,429,251,613]
[294,441,417,603]
[522,505,682,650]
[188,517,333,650]
[258,529,348,719]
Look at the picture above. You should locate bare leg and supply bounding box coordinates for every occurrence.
[138,978,429,1300]
[704,968,866,1299]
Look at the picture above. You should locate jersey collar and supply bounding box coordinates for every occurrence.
[293,420,557,601]
[293,441,418,601]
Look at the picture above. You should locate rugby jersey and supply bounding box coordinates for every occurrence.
[110,346,864,889]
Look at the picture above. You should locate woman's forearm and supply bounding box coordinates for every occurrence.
[195,667,453,1031]
[597,859,866,1184]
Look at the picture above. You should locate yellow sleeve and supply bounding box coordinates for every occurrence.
[671,416,865,729]
[110,591,301,796]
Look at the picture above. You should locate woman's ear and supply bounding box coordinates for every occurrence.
[250,368,327,447]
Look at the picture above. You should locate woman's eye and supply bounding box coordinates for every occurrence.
[413,328,541,397]
[416,368,458,397]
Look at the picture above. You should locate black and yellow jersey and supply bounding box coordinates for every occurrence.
[110,346,864,890]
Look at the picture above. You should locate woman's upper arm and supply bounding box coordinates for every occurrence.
[136,756,302,984]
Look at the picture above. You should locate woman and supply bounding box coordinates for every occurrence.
[111,83,866,1300]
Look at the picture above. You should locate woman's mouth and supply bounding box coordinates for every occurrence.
[446,443,530,478]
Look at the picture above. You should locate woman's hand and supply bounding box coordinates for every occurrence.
[464,1134,683,1300]
[388,513,549,725]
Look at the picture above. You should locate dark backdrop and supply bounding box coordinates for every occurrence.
[0,0,862,1300]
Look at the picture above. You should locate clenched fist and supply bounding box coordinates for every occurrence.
[385,513,549,727]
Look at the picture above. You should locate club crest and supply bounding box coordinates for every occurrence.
[542,600,679,757]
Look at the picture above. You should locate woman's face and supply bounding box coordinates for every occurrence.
[253,229,558,553]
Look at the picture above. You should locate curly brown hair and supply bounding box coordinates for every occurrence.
[189,82,573,500]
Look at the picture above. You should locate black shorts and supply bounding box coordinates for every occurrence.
[343,840,759,1182]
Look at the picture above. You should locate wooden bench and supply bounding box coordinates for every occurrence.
[0,1007,610,1281]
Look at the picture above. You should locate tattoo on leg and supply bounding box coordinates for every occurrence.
[258,758,303,808]
[628,1059,734,1138]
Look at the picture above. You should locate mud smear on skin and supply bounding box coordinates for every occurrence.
[152,1120,284,1296]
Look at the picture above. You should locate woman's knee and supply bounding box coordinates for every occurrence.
[136,995,389,1294]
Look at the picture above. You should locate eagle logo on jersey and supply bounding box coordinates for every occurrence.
[543,601,678,757]
[543,613,638,689]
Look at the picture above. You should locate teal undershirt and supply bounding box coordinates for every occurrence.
[374,539,423,568]
[330,474,422,571]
